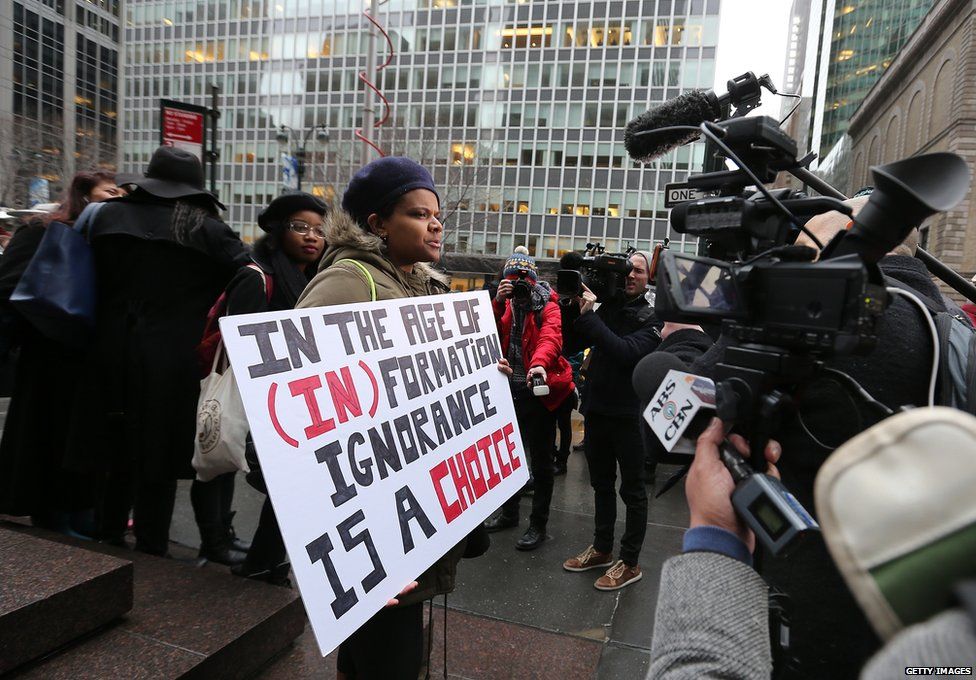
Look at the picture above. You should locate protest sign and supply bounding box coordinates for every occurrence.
[219,290,527,655]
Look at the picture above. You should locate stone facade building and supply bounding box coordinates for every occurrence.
[847,0,976,299]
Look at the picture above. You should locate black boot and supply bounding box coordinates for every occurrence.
[232,560,292,588]
[224,511,251,552]
[484,513,519,532]
[199,522,246,566]
[516,526,547,551]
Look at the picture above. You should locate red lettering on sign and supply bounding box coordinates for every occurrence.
[288,375,336,439]
[326,366,362,424]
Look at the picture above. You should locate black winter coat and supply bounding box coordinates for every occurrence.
[65,193,249,482]
[571,296,662,419]
[656,255,947,679]
[0,223,93,514]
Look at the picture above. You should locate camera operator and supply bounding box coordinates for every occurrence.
[647,417,976,680]
[561,251,662,590]
[483,250,575,551]
[647,199,959,676]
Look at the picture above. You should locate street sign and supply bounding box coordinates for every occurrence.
[664,182,708,208]
[159,99,207,162]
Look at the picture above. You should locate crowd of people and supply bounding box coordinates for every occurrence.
[0,145,973,679]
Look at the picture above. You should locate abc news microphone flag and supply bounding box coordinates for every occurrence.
[219,290,528,655]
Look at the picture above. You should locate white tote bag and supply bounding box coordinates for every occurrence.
[192,343,251,482]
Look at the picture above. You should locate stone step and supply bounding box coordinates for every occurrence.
[0,527,133,675]
[2,523,306,679]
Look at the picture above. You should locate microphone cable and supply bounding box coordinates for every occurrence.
[886,286,940,407]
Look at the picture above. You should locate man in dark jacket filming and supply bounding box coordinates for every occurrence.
[561,251,662,590]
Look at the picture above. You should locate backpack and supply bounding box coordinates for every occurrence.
[885,276,976,414]
[196,263,273,377]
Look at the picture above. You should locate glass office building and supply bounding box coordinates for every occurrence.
[1,0,120,206]
[817,0,933,160]
[122,0,720,260]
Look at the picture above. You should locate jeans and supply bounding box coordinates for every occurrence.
[583,413,647,566]
[499,391,558,530]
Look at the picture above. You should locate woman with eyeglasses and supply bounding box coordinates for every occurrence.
[192,191,327,570]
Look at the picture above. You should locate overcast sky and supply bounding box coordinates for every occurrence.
[713,0,794,119]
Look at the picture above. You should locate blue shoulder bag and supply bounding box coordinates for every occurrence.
[10,201,105,344]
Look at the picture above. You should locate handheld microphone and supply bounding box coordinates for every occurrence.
[632,354,819,557]
[634,353,715,458]
[624,90,724,163]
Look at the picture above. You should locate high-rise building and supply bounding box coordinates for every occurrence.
[812,0,933,162]
[120,0,721,276]
[0,0,121,207]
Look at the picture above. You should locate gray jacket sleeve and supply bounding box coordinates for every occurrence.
[861,610,976,679]
[648,552,772,680]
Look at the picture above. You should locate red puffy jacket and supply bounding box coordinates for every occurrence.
[493,293,574,412]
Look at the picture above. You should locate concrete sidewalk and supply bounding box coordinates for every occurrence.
[169,434,690,679]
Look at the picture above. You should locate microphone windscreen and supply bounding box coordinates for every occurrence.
[632,352,688,403]
[559,251,584,270]
[624,90,723,163]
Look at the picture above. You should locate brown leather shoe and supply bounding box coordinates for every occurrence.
[594,560,642,591]
[563,545,614,572]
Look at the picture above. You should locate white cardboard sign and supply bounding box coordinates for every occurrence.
[219,290,527,655]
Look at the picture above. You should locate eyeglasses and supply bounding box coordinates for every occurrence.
[287,221,326,239]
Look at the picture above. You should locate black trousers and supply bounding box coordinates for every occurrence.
[554,390,578,464]
[190,471,235,550]
[499,392,557,530]
[583,413,647,566]
[97,462,177,556]
[336,602,424,679]
[244,496,287,570]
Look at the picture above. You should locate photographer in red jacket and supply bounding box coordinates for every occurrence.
[483,248,575,550]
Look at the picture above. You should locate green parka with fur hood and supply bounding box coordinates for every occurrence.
[296,209,473,607]
[297,209,450,307]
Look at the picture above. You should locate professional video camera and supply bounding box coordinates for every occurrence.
[556,242,635,303]
[625,71,972,556]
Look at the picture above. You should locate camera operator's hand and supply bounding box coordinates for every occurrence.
[688,418,782,553]
[578,284,597,315]
[661,321,704,340]
[526,365,547,386]
[495,279,513,302]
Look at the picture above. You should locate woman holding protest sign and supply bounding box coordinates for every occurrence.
[297,157,491,680]
[194,190,328,571]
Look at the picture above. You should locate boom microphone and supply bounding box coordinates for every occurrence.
[624,90,724,163]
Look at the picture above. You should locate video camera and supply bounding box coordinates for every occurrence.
[556,242,635,303]
[627,72,970,556]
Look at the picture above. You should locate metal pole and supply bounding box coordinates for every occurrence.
[361,0,379,166]
[916,248,976,304]
[209,84,221,197]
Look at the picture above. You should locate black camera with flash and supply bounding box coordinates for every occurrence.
[506,270,533,302]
